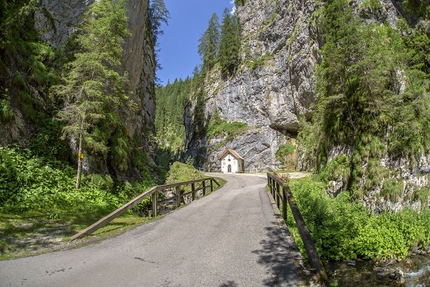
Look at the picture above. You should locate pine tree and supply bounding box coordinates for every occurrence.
[218,8,241,77]
[148,0,170,77]
[51,0,130,188]
[198,13,220,72]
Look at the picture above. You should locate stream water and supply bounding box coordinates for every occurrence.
[325,254,430,286]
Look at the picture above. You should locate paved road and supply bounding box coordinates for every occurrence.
[0,174,305,287]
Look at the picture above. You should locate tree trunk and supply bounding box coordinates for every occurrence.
[76,132,83,189]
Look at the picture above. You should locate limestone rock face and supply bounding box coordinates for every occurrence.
[186,0,320,171]
[206,0,319,135]
[207,128,287,173]
[122,0,156,149]
[34,0,155,137]
[188,0,402,173]
[34,0,95,47]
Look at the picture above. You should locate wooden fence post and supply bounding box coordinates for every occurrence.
[272,179,276,199]
[152,190,158,217]
[203,180,206,196]
[282,185,287,220]
[176,186,181,207]
[192,183,196,201]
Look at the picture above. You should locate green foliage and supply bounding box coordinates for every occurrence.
[234,0,246,6]
[218,9,241,77]
[206,110,249,141]
[148,0,169,75]
[192,88,207,138]
[243,53,274,70]
[318,155,350,188]
[0,146,155,219]
[155,78,191,157]
[0,90,13,124]
[276,143,296,161]
[51,0,132,178]
[198,13,220,72]
[276,143,297,170]
[286,178,430,261]
[402,0,430,19]
[299,0,430,200]
[352,209,430,258]
[0,0,60,126]
[28,117,71,161]
[165,162,206,184]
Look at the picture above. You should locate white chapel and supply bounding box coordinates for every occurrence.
[218,148,244,173]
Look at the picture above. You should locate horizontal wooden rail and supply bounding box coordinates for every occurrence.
[71,177,220,241]
[267,173,328,285]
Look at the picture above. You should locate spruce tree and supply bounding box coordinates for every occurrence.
[218,8,241,77]
[52,0,130,188]
[148,0,170,78]
[198,13,220,72]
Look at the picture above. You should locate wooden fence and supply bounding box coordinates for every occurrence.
[267,173,328,284]
[70,177,220,241]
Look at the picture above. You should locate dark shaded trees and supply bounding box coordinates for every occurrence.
[218,8,241,77]
[198,13,220,72]
[52,0,130,188]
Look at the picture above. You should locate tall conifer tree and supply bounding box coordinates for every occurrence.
[218,8,241,77]
[198,13,220,72]
[52,0,130,188]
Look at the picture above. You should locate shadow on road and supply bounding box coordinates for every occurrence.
[252,224,304,286]
[219,280,238,287]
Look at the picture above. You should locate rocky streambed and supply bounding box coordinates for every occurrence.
[326,253,430,286]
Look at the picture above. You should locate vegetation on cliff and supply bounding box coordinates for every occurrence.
[0,0,168,218]
[155,6,244,166]
[51,0,131,188]
[299,0,430,206]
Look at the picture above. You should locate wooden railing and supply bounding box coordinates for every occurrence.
[70,177,220,241]
[267,173,328,284]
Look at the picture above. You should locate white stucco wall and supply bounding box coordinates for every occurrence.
[221,154,236,173]
[221,154,243,173]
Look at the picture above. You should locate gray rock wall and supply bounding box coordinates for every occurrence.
[206,0,319,135]
[34,0,95,47]
[192,0,320,171]
[191,0,403,174]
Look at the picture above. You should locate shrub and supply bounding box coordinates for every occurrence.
[286,178,430,261]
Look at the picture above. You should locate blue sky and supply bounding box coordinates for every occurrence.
[156,0,235,85]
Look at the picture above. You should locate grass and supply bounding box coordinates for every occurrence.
[0,211,154,260]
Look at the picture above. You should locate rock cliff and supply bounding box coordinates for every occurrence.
[34,0,155,140]
[1,0,155,177]
[186,0,321,172]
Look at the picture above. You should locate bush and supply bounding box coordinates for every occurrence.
[286,178,430,261]
[165,162,205,184]
[0,146,154,219]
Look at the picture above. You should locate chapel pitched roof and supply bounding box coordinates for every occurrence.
[218,148,244,160]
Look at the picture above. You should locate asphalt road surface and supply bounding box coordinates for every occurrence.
[0,174,305,287]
